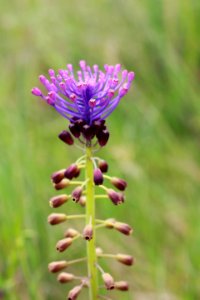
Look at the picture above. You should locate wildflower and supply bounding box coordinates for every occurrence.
[102,273,115,290]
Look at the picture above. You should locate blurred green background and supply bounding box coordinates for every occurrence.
[0,0,200,299]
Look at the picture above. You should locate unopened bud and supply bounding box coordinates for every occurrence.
[54,178,70,190]
[48,213,67,225]
[58,130,74,145]
[93,168,104,185]
[83,224,93,240]
[107,189,124,205]
[79,196,86,206]
[69,123,81,138]
[64,228,79,238]
[56,237,73,252]
[51,169,66,184]
[65,164,80,180]
[82,124,95,140]
[114,281,129,291]
[104,218,116,228]
[49,194,69,208]
[114,222,133,235]
[95,247,103,255]
[68,284,83,300]
[98,160,108,173]
[110,177,127,191]
[57,272,75,283]
[102,273,115,290]
[116,254,134,266]
[71,186,83,202]
[48,260,68,273]
[97,129,110,147]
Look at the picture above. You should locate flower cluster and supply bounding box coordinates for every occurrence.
[32,61,135,300]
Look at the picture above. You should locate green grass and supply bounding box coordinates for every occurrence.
[0,0,200,299]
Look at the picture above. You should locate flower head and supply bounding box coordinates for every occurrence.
[32,60,134,125]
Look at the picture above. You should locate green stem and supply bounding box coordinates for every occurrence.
[85,146,98,300]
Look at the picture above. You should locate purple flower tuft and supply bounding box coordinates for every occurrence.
[32,61,134,125]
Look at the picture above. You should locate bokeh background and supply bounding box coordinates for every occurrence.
[1,0,200,299]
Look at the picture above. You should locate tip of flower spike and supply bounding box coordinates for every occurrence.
[128,71,135,81]
[79,60,86,70]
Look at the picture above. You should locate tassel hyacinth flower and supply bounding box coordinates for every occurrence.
[32,61,135,300]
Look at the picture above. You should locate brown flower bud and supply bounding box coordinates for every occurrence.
[58,130,74,145]
[49,194,69,208]
[98,159,109,173]
[116,254,134,266]
[83,224,93,240]
[107,189,124,205]
[48,260,68,273]
[114,222,133,235]
[82,124,96,140]
[102,273,115,290]
[67,284,82,300]
[51,169,66,184]
[71,186,83,202]
[48,213,67,225]
[69,123,81,138]
[93,168,104,185]
[110,177,127,191]
[79,196,86,206]
[57,272,75,283]
[56,237,73,252]
[54,178,70,190]
[114,281,129,291]
[64,164,80,180]
[64,228,79,238]
[97,129,110,147]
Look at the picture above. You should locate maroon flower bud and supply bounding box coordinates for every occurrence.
[54,178,70,190]
[56,237,73,252]
[48,213,67,225]
[93,120,106,134]
[107,189,124,205]
[48,260,68,273]
[93,168,104,185]
[58,130,74,145]
[64,228,79,238]
[69,123,81,138]
[98,160,108,173]
[97,129,109,147]
[114,281,129,291]
[57,272,75,283]
[82,124,95,140]
[49,194,69,208]
[64,164,80,180]
[51,169,66,184]
[110,177,127,191]
[67,284,83,300]
[83,224,93,240]
[102,273,115,290]
[71,186,83,202]
[114,222,133,235]
[116,254,134,266]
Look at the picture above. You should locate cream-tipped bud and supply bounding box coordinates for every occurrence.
[64,228,79,238]
[54,178,70,190]
[110,177,127,191]
[79,196,86,206]
[98,160,108,173]
[48,213,67,225]
[49,194,69,208]
[93,168,104,185]
[51,169,66,184]
[114,281,129,291]
[48,260,68,273]
[107,189,124,205]
[105,218,116,228]
[114,222,133,235]
[67,284,83,300]
[57,272,75,283]
[83,224,93,241]
[102,273,115,290]
[95,247,103,255]
[116,254,134,266]
[56,237,73,252]
[71,186,83,202]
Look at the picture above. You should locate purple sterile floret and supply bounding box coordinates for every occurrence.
[32,61,134,125]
